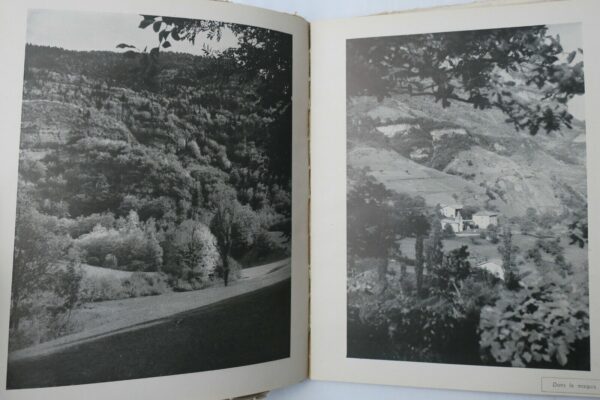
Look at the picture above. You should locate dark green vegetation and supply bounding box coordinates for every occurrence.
[346,25,589,370]
[347,25,583,135]
[10,17,292,353]
[7,279,291,389]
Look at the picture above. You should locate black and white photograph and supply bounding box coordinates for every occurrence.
[346,24,590,369]
[7,9,293,389]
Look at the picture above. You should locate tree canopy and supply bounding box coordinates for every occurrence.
[347,25,584,135]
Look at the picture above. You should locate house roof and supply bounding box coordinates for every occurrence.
[441,204,463,210]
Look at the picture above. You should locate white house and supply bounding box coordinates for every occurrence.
[473,211,499,229]
[440,204,465,233]
[441,217,464,233]
[440,204,463,219]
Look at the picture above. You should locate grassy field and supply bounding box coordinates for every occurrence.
[397,234,587,267]
[7,279,291,389]
[398,236,500,261]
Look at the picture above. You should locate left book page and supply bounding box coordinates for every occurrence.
[0,0,310,399]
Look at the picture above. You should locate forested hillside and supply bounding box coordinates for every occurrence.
[10,37,292,349]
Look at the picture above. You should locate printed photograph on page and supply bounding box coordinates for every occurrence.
[346,24,589,370]
[7,9,293,389]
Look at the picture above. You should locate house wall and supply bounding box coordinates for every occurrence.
[473,215,498,228]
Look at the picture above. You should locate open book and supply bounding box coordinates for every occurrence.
[0,0,598,398]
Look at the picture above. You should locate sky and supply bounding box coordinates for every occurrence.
[26,9,239,56]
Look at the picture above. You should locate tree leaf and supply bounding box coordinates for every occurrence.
[153,21,162,33]
[159,30,169,42]
[116,43,136,49]
[567,50,576,64]
[139,18,154,29]
[162,41,171,49]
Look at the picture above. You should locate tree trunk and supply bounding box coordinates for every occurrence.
[415,235,424,296]
[223,256,230,287]
[377,257,388,292]
[9,286,22,331]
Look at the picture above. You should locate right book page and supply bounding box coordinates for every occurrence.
[309,0,600,396]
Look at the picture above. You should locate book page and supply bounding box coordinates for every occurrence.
[310,0,600,396]
[0,0,309,398]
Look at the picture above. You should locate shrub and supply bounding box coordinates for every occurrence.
[253,230,289,258]
[215,256,242,282]
[347,245,501,364]
[67,212,116,238]
[230,204,262,258]
[163,219,220,290]
[442,223,455,238]
[8,283,84,351]
[74,211,163,271]
[480,280,589,368]
[104,254,118,268]
[121,272,169,298]
[79,272,169,302]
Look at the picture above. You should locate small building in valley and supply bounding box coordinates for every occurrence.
[473,211,499,229]
[441,217,464,233]
[440,204,463,219]
[440,204,464,233]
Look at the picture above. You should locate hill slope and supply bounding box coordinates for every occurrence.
[348,93,587,218]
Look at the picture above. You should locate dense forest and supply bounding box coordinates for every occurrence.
[10,20,293,351]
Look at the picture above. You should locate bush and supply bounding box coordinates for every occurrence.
[74,211,163,271]
[480,279,589,368]
[215,256,242,282]
[67,212,116,238]
[121,272,169,297]
[163,219,220,290]
[79,275,123,302]
[442,223,455,238]
[8,288,82,351]
[104,254,118,268]
[254,231,289,259]
[347,245,501,364]
[79,272,169,302]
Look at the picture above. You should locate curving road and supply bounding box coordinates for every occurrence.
[7,260,292,389]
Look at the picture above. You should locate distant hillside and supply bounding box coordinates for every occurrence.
[348,93,587,217]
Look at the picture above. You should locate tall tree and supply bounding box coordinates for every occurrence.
[209,184,237,286]
[10,192,67,330]
[405,213,430,295]
[415,234,425,295]
[425,213,444,274]
[499,227,520,290]
[208,183,259,286]
[347,174,397,285]
[433,245,471,297]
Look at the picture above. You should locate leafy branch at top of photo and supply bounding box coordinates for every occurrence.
[347,26,584,135]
